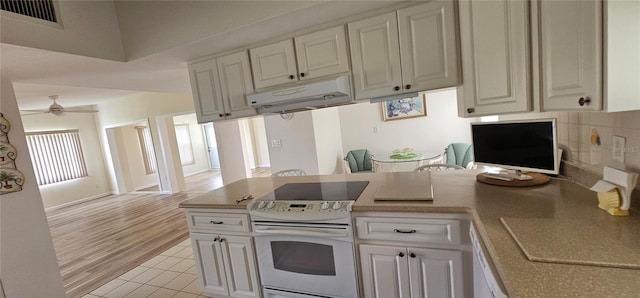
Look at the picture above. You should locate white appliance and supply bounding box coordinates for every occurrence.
[247,76,352,113]
[248,181,369,298]
[470,222,508,298]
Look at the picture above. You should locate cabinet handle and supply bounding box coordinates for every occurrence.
[289,75,295,80]
[300,72,305,77]
[467,108,475,114]
[219,114,224,117]
[405,84,412,90]
[578,97,591,106]
[219,238,225,243]
[213,237,220,242]
[394,229,417,234]
[225,113,231,116]
[398,252,405,258]
[210,220,224,224]
[410,253,416,258]
[393,86,400,91]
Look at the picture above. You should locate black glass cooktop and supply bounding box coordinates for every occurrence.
[259,181,369,201]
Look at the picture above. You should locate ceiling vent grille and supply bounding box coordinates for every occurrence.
[1,0,57,23]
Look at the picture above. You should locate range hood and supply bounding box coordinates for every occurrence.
[248,76,352,114]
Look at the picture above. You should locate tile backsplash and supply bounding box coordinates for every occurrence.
[500,110,640,211]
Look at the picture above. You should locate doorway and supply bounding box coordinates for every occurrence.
[203,123,221,169]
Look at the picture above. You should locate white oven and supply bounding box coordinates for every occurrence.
[253,220,358,298]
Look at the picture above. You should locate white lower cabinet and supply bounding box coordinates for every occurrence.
[187,208,261,298]
[355,213,469,298]
[191,233,261,298]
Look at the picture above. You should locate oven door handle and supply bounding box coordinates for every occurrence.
[254,227,349,238]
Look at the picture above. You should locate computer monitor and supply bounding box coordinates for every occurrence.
[471,119,559,179]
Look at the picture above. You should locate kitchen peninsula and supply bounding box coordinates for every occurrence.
[179,170,640,297]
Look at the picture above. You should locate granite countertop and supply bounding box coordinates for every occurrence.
[178,171,640,297]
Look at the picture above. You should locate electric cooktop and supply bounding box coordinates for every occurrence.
[258,181,369,201]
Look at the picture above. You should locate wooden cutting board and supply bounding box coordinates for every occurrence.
[501,217,640,269]
[373,184,433,202]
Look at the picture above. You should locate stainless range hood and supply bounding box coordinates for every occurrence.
[247,76,353,114]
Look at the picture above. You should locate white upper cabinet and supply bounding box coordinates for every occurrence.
[294,25,350,81]
[217,51,258,119]
[457,0,531,117]
[539,0,602,111]
[189,51,256,123]
[349,11,403,100]
[349,1,459,101]
[250,40,299,89]
[398,1,459,93]
[250,26,350,90]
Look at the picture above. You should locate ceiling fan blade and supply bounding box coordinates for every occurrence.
[20,111,50,116]
[64,110,99,113]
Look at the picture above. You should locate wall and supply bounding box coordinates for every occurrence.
[0,0,125,61]
[114,124,158,190]
[173,113,209,176]
[264,112,320,174]
[338,88,479,161]
[250,117,271,168]
[21,111,111,208]
[313,108,344,174]
[0,79,65,297]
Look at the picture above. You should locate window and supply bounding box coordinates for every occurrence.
[135,126,158,175]
[26,130,88,185]
[174,124,195,166]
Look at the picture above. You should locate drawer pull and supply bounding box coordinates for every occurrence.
[210,221,224,224]
[394,229,417,234]
[398,252,405,258]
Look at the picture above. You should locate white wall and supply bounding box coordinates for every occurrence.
[339,88,478,157]
[21,112,111,208]
[313,108,344,174]
[264,112,320,174]
[173,113,209,176]
[214,120,251,184]
[0,1,125,61]
[0,79,65,297]
[250,117,271,168]
[113,124,157,190]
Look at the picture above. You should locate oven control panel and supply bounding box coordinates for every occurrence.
[248,200,354,220]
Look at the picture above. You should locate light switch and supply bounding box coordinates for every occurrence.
[271,139,282,148]
[612,135,626,163]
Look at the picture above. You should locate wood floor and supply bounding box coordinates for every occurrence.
[46,168,271,298]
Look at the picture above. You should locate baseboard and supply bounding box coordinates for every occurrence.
[134,183,159,191]
[45,192,113,211]
[184,169,211,177]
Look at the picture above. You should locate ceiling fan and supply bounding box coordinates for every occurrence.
[20,95,99,116]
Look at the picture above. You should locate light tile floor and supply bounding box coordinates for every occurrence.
[83,239,211,298]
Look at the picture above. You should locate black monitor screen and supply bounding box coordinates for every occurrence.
[471,119,558,174]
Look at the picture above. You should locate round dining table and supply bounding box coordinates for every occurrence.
[371,151,441,172]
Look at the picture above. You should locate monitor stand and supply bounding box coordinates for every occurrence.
[477,170,550,187]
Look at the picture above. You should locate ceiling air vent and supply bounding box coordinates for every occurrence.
[1,0,57,23]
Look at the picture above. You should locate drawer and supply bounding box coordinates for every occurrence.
[356,217,461,245]
[186,211,251,234]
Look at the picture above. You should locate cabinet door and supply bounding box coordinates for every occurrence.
[217,51,257,119]
[191,233,229,296]
[295,25,350,81]
[408,248,464,298]
[359,244,411,298]
[250,39,298,89]
[457,0,531,117]
[398,1,459,92]
[539,0,602,111]
[188,59,226,122]
[220,235,261,298]
[349,12,403,100]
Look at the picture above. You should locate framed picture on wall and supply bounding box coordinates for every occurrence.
[381,94,427,121]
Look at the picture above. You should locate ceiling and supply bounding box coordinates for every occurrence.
[2,1,399,111]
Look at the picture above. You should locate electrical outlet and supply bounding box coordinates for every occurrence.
[612,135,626,163]
[271,139,282,148]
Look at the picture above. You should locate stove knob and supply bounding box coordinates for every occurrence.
[257,201,266,209]
[321,202,330,210]
[332,202,342,210]
[267,201,276,209]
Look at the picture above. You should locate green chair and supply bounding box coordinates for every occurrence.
[344,149,374,173]
[444,143,474,168]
